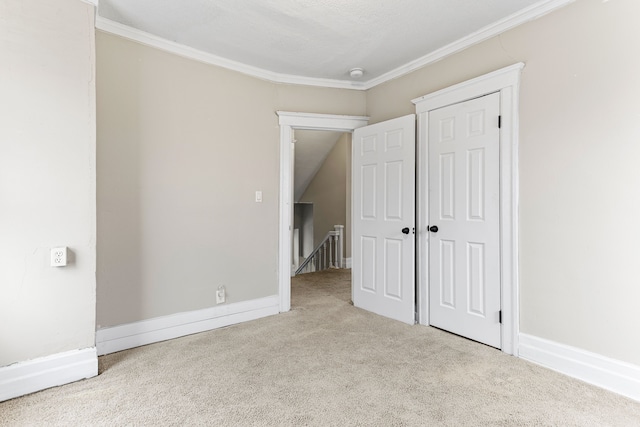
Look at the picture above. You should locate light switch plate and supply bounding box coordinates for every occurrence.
[255,190,263,203]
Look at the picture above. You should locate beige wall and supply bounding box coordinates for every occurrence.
[96,32,366,327]
[367,0,640,365]
[10,0,633,372]
[0,0,96,366]
[299,134,350,255]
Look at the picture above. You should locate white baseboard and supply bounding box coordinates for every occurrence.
[344,258,352,269]
[0,347,98,402]
[96,295,280,356]
[519,333,640,402]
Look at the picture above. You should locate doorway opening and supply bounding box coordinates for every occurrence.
[292,130,349,276]
[276,112,369,313]
[278,63,521,355]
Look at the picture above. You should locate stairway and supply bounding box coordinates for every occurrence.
[294,225,344,275]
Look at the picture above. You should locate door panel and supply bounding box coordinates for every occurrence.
[439,153,455,219]
[384,238,403,299]
[428,93,501,347]
[385,161,403,220]
[361,236,376,292]
[361,165,377,219]
[353,115,415,325]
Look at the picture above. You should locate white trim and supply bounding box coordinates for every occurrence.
[277,112,369,130]
[519,334,640,402]
[364,0,573,89]
[277,112,369,313]
[413,63,523,356]
[411,63,525,106]
[415,110,429,329]
[96,296,279,356]
[0,348,97,402]
[344,258,352,269]
[95,18,365,90]
[95,0,572,90]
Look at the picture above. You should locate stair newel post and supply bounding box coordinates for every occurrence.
[292,228,300,271]
[323,242,328,269]
[334,225,344,268]
[328,235,334,268]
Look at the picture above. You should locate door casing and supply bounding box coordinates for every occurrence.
[413,63,523,356]
[276,62,522,356]
[276,112,370,313]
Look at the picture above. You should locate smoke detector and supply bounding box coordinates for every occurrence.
[349,68,364,79]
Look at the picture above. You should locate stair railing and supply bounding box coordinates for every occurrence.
[295,225,344,275]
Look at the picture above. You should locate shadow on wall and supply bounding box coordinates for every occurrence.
[294,202,314,259]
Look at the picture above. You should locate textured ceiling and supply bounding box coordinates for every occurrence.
[98,0,547,84]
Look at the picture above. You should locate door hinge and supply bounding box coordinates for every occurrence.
[499,310,502,324]
[498,115,502,129]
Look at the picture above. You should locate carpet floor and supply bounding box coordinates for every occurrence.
[1,269,640,426]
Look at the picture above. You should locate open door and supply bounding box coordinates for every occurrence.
[352,115,416,324]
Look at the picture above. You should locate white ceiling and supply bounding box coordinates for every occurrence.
[96,0,564,88]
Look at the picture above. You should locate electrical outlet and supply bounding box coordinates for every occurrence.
[51,247,67,267]
[216,285,226,304]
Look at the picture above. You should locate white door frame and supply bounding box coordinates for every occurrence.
[276,112,370,313]
[412,63,524,356]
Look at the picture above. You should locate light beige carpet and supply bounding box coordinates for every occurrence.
[2,269,640,426]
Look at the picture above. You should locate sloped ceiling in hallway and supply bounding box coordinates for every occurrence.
[294,130,343,203]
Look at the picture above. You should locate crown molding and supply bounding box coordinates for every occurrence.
[95,17,366,90]
[361,0,575,89]
[95,0,574,91]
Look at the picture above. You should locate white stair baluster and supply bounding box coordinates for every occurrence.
[293,225,345,276]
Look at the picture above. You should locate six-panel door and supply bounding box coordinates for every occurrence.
[428,93,501,348]
[352,115,416,325]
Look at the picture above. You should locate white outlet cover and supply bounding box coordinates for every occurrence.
[51,247,67,267]
[216,286,226,304]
